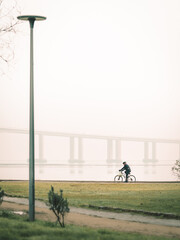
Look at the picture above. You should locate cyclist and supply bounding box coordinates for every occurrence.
[119,162,131,182]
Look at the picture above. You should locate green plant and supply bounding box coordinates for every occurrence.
[0,187,4,205]
[47,186,69,227]
[172,160,180,180]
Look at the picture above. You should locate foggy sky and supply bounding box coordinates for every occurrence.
[1,0,180,140]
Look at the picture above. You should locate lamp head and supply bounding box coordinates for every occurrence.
[17,15,46,21]
[17,15,46,28]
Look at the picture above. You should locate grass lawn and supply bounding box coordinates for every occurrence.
[0,181,180,215]
[0,210,179,240]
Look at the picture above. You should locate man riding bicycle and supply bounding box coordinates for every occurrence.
[119,162,131,182]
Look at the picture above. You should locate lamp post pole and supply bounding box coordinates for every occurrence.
[17,15,46,221]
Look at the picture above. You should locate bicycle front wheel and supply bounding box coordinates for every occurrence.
[114,175,124,182]
[128,175,136,182]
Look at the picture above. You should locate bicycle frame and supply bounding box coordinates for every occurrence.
[114,171,136,182]
[118,171,126,178]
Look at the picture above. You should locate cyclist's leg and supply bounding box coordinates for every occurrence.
[125,171,130,182]
[125,171,128,182]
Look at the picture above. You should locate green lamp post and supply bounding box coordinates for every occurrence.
[17,15,46,221]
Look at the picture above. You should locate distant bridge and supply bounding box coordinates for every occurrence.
[0,128,180,170]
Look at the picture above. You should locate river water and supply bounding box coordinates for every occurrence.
[0,164,177,181]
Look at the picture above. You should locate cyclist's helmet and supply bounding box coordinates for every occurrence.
[123,161,126,164]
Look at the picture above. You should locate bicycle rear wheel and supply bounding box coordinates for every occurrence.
[128,175,136,182]
[114,175,124,182]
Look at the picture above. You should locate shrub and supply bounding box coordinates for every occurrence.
[47,186,69,227]
[172,160,180,180]
[0,187,4,205]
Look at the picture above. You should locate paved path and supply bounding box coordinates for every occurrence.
[4,196,180,228]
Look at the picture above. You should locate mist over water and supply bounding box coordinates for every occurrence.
[0,130,178,181]
[0,165,177,182]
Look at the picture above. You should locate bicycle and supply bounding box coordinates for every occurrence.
[114,171,136,182]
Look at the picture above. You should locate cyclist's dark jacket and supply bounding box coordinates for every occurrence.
[120,164,131,173]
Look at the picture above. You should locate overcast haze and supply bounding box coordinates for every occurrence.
[0,0,179,139]
[0,0,180,181]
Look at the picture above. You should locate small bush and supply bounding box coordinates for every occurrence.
[172,160,180,180]
[47,186,70,227]
[0,187,4,205]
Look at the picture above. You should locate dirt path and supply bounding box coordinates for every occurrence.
[3,196,180,228]
[1,198,180,238]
